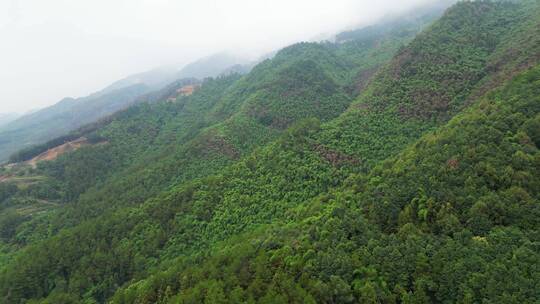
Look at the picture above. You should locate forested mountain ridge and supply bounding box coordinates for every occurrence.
[314,0,540,168]
[111,64,539,303]
[0,0,539,303]
[0,6,444,302]
[0,3,436,244]
[109,2,539,302]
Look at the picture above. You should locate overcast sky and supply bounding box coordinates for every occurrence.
[0,0,436,113]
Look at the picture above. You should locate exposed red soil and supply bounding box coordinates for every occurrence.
[176,84,200,96]
[26,137,104,167]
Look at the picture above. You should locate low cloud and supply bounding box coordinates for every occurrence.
[0,0,439,113]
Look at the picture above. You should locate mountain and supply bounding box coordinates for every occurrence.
[0,84,151,163]
[101,52,252,94]
[176,52,252,80]
[111,62,540,304]
[0,53,252,164]
[0,114,20,128]
[0,14,430,232]
[99,66,180,94]
[0,0,539,303]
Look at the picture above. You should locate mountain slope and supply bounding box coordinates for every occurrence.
[1,1,539,303]
[0,10,444,303]
[111,48,540,304]
[102,2,540,300]
[8,9,435,235]
[104,2,540,302]
[309,0,540,174]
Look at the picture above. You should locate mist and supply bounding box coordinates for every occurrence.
[0,0,440,113]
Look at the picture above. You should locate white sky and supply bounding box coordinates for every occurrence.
[0,0,436,113]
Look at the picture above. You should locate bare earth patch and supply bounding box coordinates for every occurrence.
[26,137,106,168]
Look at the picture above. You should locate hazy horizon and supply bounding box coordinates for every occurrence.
[1,0,439,114]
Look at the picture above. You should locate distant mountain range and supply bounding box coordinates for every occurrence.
[0,52,252,162]
[0,113,20,128]
[101,52,253,94]
[176,52,253,80]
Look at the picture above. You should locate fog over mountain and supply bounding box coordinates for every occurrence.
[0,113,20,127]
[1,0,539,302]
[1,0,441,113]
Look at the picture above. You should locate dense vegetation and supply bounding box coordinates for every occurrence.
[112,42,540,304]
[0,1,539,303]
[0,4,431,244]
